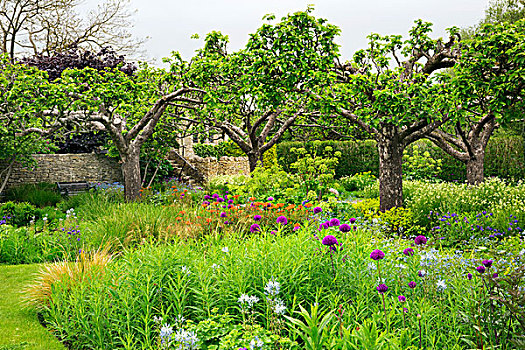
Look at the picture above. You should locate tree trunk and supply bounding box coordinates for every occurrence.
[121,149,141,201]
[466,152,485,185]
[247,151,262,172]
[378,136,404,212]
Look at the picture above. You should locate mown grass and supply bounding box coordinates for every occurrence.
[0,264,65,350]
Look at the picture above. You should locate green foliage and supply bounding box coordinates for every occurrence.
[277,137,525,181]
[5,182,62,207]
[402,145,442,181]
[340,172,376,192]
[193,140,245,159]
[0,201,37,227]
[289,144,341,200]
[263,145,278,169]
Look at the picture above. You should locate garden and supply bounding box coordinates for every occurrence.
[1,1,525,349]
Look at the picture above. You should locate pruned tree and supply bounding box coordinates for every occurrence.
[427,19,525,184]
[183,8,340,171]
[322,21,461,211]
[0,0,144,61]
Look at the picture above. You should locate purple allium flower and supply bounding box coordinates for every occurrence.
[329,218,341,227]
[482,259,493,268]
[239,348,248,350]
[212,193,219,199]
[313,207,323,214]
[349,218,356,224]
[250,224,261,233]
[408,281,416,289]
[403,307,408,313]
[492,273,499,278]
[204,195,211,200]
[276,216,288,225]
[403,248,415,256]
[267,197,274,201]
[376,284,388,294]
[220,212,227,218]
[414,235,427,245]
[228,199,234,204]
[418,270,427,278]
[339,224,351,233]
[398,295,406,302]
[217,197,224,203]
[270,231,276,235]
[322,235,338,246]
[467,273,473,280]
[293,226,300,231]
[476,266,486,274]
[203,201,210,206]
[254,215,262,221]
[370,249,385,260]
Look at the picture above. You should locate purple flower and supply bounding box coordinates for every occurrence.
[403,248,415,256]
[276,216,288,225]
[467,273,473,280]
[319,222,329,230]
[403,307,408,313]
[339,224,351,233]
[329,218,340,227]
[414,235,427,245]
[267,197,274,201]
[250,224,261,233]
[228,199,234,204]
[492,273,499,278]
[476,266,486,274]
[398,295,406,302]
[220,212,227,218]
[418,270,426,278]
[408,281,416,289]
[203,201,210,206]
[254,215,262,221]
[313,207,323,214]
[204,195,211,200]
[212,193,219,199]
[376,284,388,294]
[217,197,224,203]
[349,218,356,224]
[370,249,385,261]
[322,235,338,246]
[482,259,493,268]
[270,231,276,235]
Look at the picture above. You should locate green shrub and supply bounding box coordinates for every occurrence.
[402,145,442,180]
[276,137,525,181]
[5,182,62,207]
[0,201,37,226]
[193,140,245,159]
[340,172,376,192]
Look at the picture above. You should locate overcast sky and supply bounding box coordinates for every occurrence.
[84,0,489,63]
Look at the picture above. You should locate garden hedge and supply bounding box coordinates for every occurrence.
[276,136,525,181]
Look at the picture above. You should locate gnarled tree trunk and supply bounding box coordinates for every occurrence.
[466,151,485,185]
[121,148,141,201]
[377,130,404,212]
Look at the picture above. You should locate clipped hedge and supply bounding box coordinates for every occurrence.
[276,136,525,181]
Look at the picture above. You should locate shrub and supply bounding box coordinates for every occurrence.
[0,201,37,226]
[340,172,376,192]
[5,182,62,207]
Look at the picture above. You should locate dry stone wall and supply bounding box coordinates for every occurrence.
[1,154,122,188]
[189,156,250,179]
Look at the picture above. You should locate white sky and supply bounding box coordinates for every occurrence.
[84,0,489,63]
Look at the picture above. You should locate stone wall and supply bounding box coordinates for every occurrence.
[189,156,250,179]
[1,153,122,188]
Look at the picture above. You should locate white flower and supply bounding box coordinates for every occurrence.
[367,262,377,270]
[273,299,287,315]
[436,280,447,291]
[160,324,173,345]
[250,336,264,349]
[238,294,259,310]
[264,278,280,296]
[221,247,229,253]
[181,266,190,275]
[211,263,219,270]
[153,315,163,324]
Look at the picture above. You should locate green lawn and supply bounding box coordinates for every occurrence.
[0,264,65,350]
